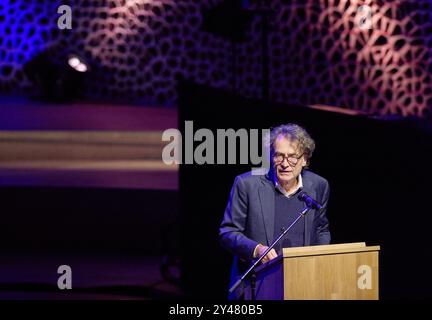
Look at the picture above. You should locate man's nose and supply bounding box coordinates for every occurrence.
[280,162,290,169]
[281,158,291,167]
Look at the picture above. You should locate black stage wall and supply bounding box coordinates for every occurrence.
[1,187,179,254]
[179,81,432,300]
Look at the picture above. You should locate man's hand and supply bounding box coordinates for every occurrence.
[255,244,278,264]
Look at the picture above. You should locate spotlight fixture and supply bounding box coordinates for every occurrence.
[24,49,91,102]
[68,54,89,73]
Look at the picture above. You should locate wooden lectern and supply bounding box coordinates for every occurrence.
[244,242,380,300]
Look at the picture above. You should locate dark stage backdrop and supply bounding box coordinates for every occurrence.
[1,187,179,254]
[178,81,432,299]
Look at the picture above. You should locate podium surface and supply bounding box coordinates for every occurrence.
[245,242,380,300]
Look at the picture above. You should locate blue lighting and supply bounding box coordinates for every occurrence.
[0,1,63,72]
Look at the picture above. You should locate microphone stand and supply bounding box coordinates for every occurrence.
[228,204,313,299]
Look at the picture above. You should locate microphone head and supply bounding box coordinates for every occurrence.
[298,191,322,210]
[297,191,308,201]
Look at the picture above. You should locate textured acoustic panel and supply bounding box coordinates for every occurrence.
[0,0,431,116]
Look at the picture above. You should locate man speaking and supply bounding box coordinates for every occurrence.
[219,123,331,299]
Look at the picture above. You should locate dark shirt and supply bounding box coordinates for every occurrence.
[273,188,305,254]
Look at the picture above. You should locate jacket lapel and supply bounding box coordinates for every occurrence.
[301,172,316,246]
[258,175,275,245]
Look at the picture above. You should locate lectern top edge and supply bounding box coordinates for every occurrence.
[282,242,380,258]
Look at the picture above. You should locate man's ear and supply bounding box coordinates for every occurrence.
[302,158,307,167]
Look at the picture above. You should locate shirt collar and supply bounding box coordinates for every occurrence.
[273,172,303,198]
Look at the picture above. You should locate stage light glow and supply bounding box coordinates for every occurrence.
[68,57,80,68]
[75,63,88,73]
[68,55,89,73]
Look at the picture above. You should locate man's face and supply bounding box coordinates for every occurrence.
[272,135,307,185]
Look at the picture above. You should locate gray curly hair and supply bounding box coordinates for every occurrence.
[269,123,316,166]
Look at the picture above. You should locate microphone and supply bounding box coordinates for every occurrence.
[298,191,323,210]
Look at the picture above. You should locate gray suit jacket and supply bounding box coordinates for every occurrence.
[219,169,331,299]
